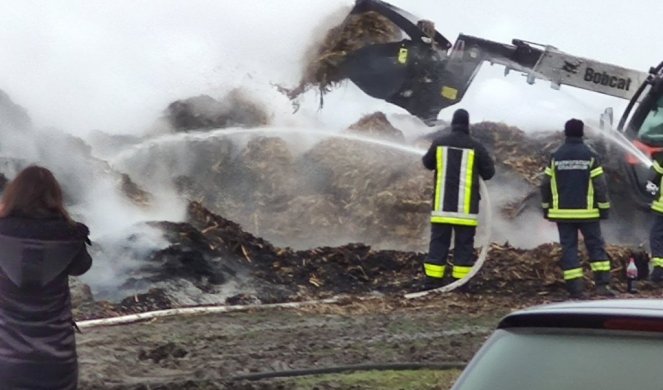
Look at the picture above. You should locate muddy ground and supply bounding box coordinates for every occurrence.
[71,199,661,389]
[73,199,663,390]
[76,295,498,389]
[76,289,663,390]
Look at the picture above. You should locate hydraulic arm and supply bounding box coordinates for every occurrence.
[315,0,663,209]
[336,0,650,124]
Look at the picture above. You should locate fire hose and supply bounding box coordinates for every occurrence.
[405,179,492,299]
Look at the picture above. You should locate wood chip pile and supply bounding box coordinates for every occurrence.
[346,111,405,141]
[74,201,653,319]
[186,200,648,299]
[157,111,649,254]
[164,89,269,131]
[281,11,401,101]
[471,122,562,186]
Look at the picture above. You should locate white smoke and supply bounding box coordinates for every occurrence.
[1,0,660,136]
[0,0,658,297]
[0,0,356,136]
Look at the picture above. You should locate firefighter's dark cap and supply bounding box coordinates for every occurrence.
[451,109,469,126]
[564,118,584,137]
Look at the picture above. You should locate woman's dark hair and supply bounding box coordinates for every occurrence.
[0,165,71,221]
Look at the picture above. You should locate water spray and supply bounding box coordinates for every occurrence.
[91,127,495,329]
[587,124,653,168]
[112,126,428,163]
[524,76,654,168]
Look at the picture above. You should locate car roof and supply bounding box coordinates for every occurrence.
[498,299,663,332]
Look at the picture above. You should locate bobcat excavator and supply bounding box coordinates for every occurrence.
[309,0,663,208]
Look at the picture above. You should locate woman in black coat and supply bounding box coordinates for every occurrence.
[0,165,92,389]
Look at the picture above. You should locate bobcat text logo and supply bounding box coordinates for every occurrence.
[584,67,632,91]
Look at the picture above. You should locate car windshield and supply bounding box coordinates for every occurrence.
[638,95,663,142]
[452,328,663,390]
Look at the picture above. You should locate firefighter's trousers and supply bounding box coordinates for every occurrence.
[557,221,610,285]
[649,213,663,281]
[424,223,476,281]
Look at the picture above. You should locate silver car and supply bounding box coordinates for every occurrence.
[451,299,663,390]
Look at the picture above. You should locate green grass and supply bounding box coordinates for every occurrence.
[289,368,462,390]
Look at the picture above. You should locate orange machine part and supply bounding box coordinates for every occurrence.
[626,139,663,165]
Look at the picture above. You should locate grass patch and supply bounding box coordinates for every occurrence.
[290,368,462,390]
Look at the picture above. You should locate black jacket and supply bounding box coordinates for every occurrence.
[540,137,610,222]
[0,215,92,389]
[649,157,663,214]
[422,124,495,226]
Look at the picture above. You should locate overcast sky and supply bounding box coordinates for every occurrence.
[0,0,661,135]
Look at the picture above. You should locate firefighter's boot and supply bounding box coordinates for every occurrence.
[595,284,616,297]
[449,276,470,293]
[594,271,616,297]
[650,267,663,286]
[565,279,587,299]
[423,276,445,291]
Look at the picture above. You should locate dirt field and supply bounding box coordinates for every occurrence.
[71,198,661,389]
[75,287,662,389]
[76,294,519,389]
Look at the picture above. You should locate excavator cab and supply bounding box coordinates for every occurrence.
[615,61,663,207]
[643,97,663,135]
[632,94,663,145]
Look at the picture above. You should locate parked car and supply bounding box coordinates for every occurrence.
[451,299,663,390]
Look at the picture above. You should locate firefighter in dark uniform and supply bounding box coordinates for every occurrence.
[421,109,495,288]
[540,119,613,298]
[646,158,663,285]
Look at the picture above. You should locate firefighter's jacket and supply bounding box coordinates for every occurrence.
[649,157,663,214]
[422,124,495,226]
[540,137,610,221]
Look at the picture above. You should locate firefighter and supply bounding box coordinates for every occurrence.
[540,119,613,298]
[646,159,663,285]
[421,109,495,289]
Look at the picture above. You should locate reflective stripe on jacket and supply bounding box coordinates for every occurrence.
[650,160,663,214]
[431,146,478,226]
[422,124,495,226]
[540,137,610,221]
